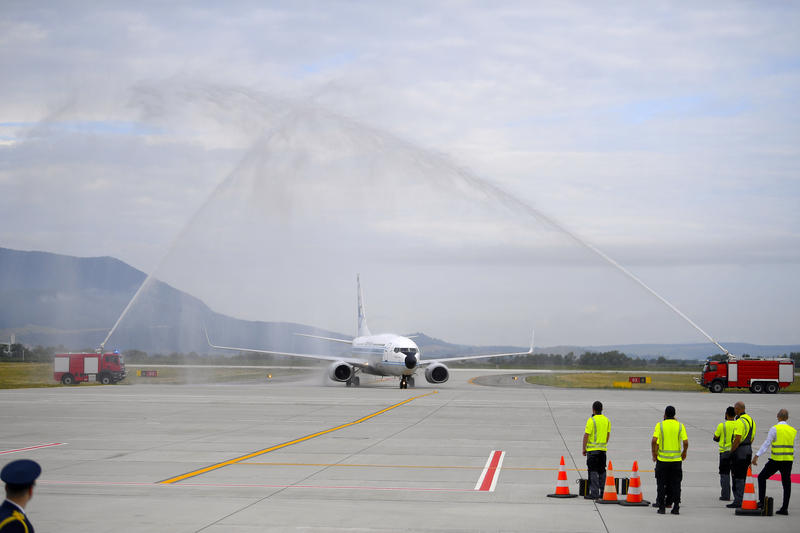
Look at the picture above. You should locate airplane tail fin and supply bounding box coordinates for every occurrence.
[357,274,371,337]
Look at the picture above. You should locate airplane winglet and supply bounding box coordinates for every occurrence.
[202,324,214,348]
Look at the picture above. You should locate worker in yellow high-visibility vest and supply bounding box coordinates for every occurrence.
[713,406,737,501]
[752,408,796,515]
[728,401,756,508]
[651,405,688,515]
[582,400,611,499]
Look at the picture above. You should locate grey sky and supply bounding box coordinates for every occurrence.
[1,2,798,348]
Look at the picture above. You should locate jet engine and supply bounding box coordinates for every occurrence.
[328,361,354,382]
[424,363,449,384]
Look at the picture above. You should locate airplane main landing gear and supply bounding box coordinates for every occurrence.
[346,376,360,387]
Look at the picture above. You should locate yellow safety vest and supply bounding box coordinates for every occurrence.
[770,423,796,462]
[585,414,610,452]
[736,414,756,445]
[0,510,29,533]
[715,420,736,453]
[655,419,687,462]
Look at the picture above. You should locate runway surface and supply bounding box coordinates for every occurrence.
[1,368,796,532]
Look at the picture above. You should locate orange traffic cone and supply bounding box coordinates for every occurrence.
[547,456,578,498]
[735,467,761,516]
[619,460,650,506]
[597,460,618,504]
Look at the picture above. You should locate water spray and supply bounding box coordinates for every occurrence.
[99,82,732,356]
[99,276,154,353]
[359,117,733,356]
[97,121,289,353]
[440,160,732,356]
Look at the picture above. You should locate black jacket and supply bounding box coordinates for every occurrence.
[0,500,33,533]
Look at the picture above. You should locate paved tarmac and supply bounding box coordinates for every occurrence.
[0,368,796,532]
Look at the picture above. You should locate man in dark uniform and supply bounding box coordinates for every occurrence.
[0,459,41,533]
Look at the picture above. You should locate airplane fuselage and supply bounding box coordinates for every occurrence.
[352,334,420,377]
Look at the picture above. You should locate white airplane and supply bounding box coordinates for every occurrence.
[205,276,534,389]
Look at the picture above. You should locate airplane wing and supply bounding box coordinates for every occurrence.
[204,328,366,366]
[419,330,535,366]
[294,333,354,345]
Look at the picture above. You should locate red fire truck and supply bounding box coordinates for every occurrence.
[697,356,795,393]
[54,352,127,385]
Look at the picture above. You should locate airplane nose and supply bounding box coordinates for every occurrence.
[404,354,417,369]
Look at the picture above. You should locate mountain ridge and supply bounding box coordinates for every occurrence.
[1,247,798,359]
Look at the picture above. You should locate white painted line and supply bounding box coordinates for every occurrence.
[0,443,66,455]
[474,450,505,491]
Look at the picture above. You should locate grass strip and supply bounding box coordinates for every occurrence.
[0,363,307,388]
[525,372,800,392]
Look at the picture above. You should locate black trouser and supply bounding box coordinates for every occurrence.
[586,450,606,498]
[731,444,752,505]
[655,460,682,508]
[757,459,792,511]
[719,451,732,499]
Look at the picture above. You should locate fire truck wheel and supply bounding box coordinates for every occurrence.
[710,381,724,393]
[750,382,764,394]
[765,382,779,394]
[99,373,112,385]
[61,374,75,385]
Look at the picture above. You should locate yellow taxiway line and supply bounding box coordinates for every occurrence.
[159,390,438,484]
[237,462,652,473]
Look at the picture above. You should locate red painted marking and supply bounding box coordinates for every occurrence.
[0,443,66,455]
[476,450,504,491]
[768,473,800,484]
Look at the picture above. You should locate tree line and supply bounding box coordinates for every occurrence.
[448,350,700,369]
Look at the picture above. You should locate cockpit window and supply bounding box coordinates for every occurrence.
[393,347,418,355]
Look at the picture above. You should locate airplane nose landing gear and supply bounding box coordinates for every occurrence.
[399,376,415,389]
